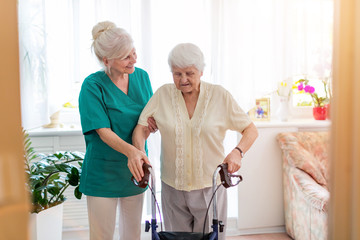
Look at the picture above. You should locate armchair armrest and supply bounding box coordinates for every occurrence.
[291,168,329,212]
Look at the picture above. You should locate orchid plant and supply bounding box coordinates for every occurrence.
[295,78,330,107]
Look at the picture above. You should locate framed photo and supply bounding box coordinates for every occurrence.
[249,98,270,121]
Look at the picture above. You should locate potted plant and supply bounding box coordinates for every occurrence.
[295,78,330,120]
[24,130,84,239]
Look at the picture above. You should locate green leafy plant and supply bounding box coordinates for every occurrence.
[24,131,84,213]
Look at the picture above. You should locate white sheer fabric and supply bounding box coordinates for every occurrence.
[19,0,333,129]
[18,0,333,228]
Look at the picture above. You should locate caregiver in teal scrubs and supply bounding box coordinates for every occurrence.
[78,21,155,240]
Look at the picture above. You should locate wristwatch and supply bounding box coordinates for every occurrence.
[235,147,244,158]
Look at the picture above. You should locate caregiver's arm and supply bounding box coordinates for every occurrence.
[223,122,258,173]
[96,128,149,182]
[132,124,150,153]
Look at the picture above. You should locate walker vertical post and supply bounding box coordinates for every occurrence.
[212,166,221,220]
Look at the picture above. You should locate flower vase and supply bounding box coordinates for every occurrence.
[313,106,327,120]
[277,96,290,121]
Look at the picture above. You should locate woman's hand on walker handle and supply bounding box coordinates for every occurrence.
[223,149,242,173]
[127,147,150,182]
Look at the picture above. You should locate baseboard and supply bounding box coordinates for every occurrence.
[227,225,286,236]
[62,219,286,239]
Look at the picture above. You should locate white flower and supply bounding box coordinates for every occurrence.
[277,81,292,97]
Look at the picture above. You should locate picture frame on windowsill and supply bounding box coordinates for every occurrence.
[248,97,271,121]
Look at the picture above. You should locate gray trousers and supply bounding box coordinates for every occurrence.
[161,181,227,240]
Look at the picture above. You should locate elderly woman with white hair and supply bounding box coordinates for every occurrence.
[78,21,157,240]
[132,43,258,239]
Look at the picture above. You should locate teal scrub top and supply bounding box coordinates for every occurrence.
[78,67,153,197]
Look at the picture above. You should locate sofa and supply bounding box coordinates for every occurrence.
[277,131,330,240]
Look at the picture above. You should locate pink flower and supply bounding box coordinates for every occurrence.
[297,83,304,91]
[295,78,330,107]
[304,85,315,94]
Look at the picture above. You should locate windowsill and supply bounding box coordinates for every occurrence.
[254,118,331,128]
[27,125,83,137]
[27,118,331,137]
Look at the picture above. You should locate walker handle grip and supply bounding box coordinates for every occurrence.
[218,163,243,188]
[131,163,151,188]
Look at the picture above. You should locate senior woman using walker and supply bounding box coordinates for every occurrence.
[132,43,258,239]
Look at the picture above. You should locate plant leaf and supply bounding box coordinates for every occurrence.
[74,186,82,200]
[55,163,72,173]
[67,168,80,186]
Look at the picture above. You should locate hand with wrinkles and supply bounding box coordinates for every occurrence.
[223,149,242,173]
[147,117,158,133]
[127,146,150,182]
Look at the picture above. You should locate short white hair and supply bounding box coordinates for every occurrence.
[91,21,134,65]
[168,43,205,72]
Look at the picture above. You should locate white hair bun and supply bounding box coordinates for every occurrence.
[92,21,116,40]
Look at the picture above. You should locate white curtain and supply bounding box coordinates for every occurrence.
[19,0,333,129]
[17,0,334,227]
[18,0,48,129]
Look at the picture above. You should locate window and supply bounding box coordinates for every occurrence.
[19,0,334,233]
[19,0,334,129]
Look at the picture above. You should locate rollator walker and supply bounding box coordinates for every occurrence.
[132,163,243,240]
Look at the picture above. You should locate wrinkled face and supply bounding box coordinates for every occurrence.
[172,66,202,94]
[104,48,137,75]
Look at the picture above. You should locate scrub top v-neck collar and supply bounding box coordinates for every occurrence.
[103,72,138,105]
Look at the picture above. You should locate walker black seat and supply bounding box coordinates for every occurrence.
[158,231,211,240]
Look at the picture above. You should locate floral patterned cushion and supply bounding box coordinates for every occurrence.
[292,169,330,211]
[277,132,330,187]
[284,166,328,240]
